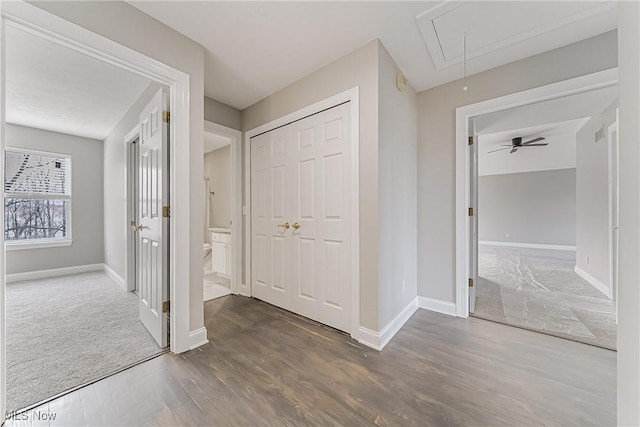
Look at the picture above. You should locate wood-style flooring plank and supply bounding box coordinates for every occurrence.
[5,295,616,426]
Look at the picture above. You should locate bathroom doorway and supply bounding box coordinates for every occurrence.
[203,121,243,301]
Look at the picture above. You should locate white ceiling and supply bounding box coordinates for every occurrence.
[6,25,152,140]
[204,131,232,154]
[478,118,587,177]
[129,1,617,110]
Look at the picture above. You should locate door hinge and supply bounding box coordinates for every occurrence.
[468,207,474,216]
[162,301,170,313]
[163,206,170,218]
[468,136,474,146]
[162,111,170,123]
[469,278,474,287]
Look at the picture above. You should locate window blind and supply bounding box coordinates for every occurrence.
[4,149,71,196]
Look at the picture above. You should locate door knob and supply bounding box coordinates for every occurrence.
[277,222,290,229]
[131,221,143,231]
[292,222,301,230]
[612,225,620,230]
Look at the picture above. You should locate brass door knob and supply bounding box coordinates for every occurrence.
[131,222,143,231]
[277,222,290,229]
[292,222,301,230]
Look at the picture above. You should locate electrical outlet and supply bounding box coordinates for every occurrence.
[586,256,590,265]
[506,233,510,239]
[402,280,406,292]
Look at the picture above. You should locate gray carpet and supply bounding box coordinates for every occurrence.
[7,271,162,411]
[474,245,617,350]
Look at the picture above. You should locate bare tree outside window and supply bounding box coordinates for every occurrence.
[4,149,71,242]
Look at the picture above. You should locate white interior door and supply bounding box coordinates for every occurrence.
[137,88,169,347]
[469,121,478,314]
[251,102,351,332]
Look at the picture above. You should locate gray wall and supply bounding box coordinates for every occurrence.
[102,82,162,280]
[204,145,231,230]
[478,169,576,246]
[576,100,618,289]
[618,2,640,423]
[32,0,207,334]
[204,97,242,131]
[243,40,381,330]
[417,30,618,303]
[377,43,418,327]
[6,124,104,274]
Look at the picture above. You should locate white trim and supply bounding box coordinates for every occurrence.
[418,297,458,316]
[124,125,140,293]
[5,239,72,251]
[479,241,576,251]
[6,263,103,284]
[455,68,618,318]
[103,263,125,290]
[357,297,419,351]
[575,265,611,298]
[244,87,360,340]
[188,327,209,350]
[607,117,619,307]
[203,121,244,296]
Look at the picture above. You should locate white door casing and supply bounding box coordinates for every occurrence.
[251,102,352,332]
[469,127,478,314]
[137,88,169,348]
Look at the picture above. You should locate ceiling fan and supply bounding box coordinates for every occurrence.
[488,137,548,154]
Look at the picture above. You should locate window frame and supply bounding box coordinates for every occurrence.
[4,147,72,250]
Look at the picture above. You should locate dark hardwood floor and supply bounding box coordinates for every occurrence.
[6,295,616,426]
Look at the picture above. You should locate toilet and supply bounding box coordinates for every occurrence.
[203,242,212,258]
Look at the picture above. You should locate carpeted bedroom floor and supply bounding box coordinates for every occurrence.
[6,271,163,412]
[473,245,617,350]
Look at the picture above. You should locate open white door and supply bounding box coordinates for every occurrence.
[469,120,478,314]
[136,89,169,347]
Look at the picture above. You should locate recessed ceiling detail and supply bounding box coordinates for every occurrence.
[417,1,617,70]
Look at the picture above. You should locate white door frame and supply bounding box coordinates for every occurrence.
[204,120,243,294]
[244,87,361,338]
[608,115,619,307]
[124,126,140,293]
[0,2,194,417]
[455,68,618,318]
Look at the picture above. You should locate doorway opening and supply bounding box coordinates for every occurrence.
[457,69,619,349]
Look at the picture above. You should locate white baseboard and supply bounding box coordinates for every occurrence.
[102,263,125,290]
[574,265,611,298]
[6,263,104,284]
[188,327,209,350]
[357,297,419,351]
[418,296,457,316]
[479,241,576,251]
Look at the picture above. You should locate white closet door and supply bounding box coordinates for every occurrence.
[250,102,351,332]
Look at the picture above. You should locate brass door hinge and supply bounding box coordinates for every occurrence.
[468,207,474,216]
[468,136,474,146]
[162,301,170,313]
[162,111,170,123]
[469,278,474,287]
[163,206,170,218]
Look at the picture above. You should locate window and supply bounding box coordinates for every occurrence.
[4,148,72,249]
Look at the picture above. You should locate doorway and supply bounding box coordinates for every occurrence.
[458,70,619,349]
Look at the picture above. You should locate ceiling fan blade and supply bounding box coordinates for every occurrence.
[519,143,549,147]
[510,147,518,154]
[522,137,546,145]
[487,147,512,153]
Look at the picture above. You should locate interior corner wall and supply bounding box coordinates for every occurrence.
[377,42,418,328]
[31,0,206,336]
[204,97,242,131]
[242,40,381,330]
[204,145,232,230]
[617,2,640,424]
[102,82,162,280]
[6,124,104,274]
[575,100,618,287]
[478,169,576,246]
[417,30,618,303]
